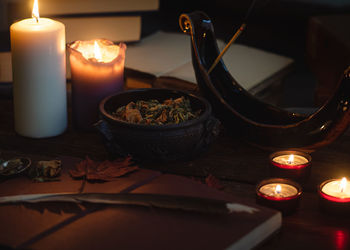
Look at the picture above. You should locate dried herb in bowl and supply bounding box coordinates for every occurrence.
[112,96,201,125]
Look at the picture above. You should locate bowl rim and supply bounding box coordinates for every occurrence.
[99,88,212,130]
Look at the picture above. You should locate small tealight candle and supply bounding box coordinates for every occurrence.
[256,178,302,215]
[67,39,126,130]
[273,154,308,166]
[270,151,311,183]
[319,177,350,214]
[259,183,298,198]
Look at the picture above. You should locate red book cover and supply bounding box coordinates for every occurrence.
[0,157,281,249]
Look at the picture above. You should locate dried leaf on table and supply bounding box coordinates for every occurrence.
[69,157,95,179]
[69,156,139,181]
[189,175,224,190]
[190,176,203,185]
[205,174,224,190]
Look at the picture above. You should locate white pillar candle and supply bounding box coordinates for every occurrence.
[10,0,67,138]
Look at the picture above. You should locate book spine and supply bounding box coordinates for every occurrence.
[12,0,159,17]
[55,16,141,43]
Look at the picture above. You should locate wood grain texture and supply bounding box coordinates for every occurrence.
[1,79,350,249]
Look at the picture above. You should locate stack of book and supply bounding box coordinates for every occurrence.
[7,0,159,42]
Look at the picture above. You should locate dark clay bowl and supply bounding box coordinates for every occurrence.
[97,88,220,162]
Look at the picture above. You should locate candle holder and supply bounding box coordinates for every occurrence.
[318,178,350,215]
[269,150,311,183]
[67,39,126,130]
[256,178,302,215]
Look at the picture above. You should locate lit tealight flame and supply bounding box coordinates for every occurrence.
[32,0,40,23]
[287,154,294,164]
[340,177,347,193]
[94,41,102,62]
[275,184,282,195]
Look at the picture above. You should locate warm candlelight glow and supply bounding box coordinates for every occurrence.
[259,183,298,198]
[75,39,120,63]
[257,179,301,214]
[10,0,67,138]
[68,39,126,130]
[321,178,350,199]
[275,184,282,194]
[272,154,308,166]
[340,177,347,193]
[94,41,102,62]
[32,0,40,23]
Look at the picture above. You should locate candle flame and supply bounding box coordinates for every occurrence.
[287,154,294,164]
[340,177,347,193]
[94,41,102,62]
[275,184,282,194]
[32,0,40,23]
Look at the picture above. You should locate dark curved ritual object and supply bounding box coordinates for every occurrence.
[179,11,350,150]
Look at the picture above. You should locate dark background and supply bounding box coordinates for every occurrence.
[158,0,349,59]
[155,0,350,108]
[1,0,350,108]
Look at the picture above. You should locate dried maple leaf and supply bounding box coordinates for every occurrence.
[205,174,224,190]
[69,156,138,181]
[69,157,89,178]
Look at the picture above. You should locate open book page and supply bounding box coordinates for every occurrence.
[125,31,193,77]
[220,44,293,91]
[126,31,294,91]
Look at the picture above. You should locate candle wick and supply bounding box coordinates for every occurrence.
[32,15,39,23]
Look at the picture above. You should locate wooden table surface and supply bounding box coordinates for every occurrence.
[1,80,350,250]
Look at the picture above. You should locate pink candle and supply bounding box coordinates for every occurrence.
[68,39,126,130]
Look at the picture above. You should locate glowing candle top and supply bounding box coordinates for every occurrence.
[322,178,350,199]
[70,39,121,64]
[11,0,64,34]
[259,183,298,199]
[273,154,309,166]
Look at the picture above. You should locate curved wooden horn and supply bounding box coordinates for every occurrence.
[180,11,350,150]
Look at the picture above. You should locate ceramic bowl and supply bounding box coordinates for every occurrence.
[97,88,220,162]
